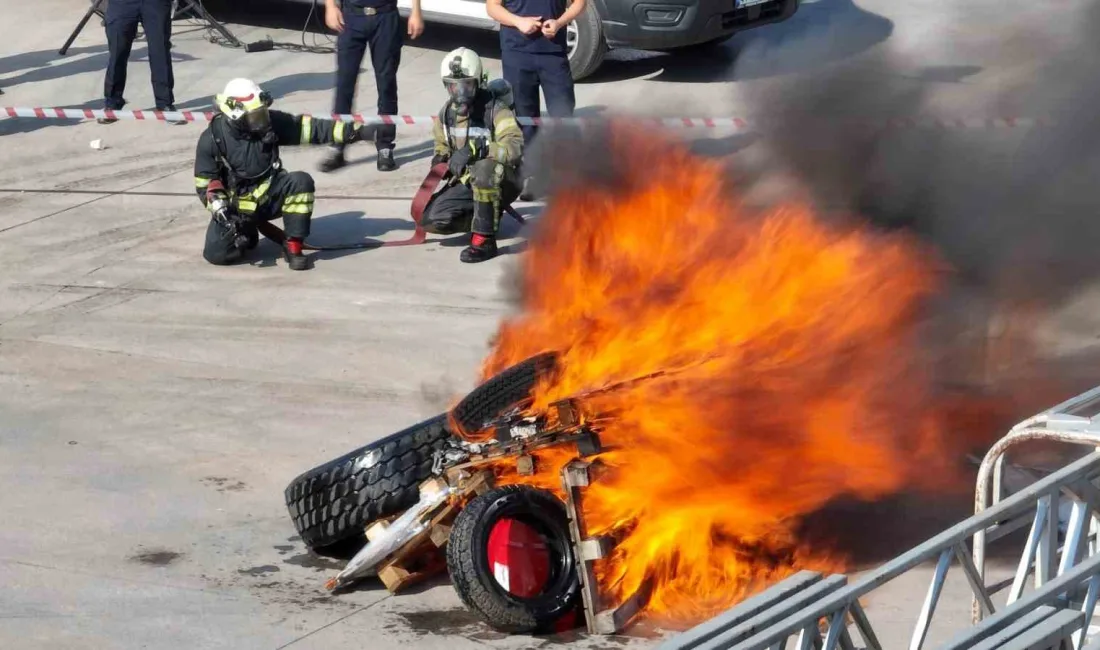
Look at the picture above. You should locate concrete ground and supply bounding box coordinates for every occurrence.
[1,0,1097,648]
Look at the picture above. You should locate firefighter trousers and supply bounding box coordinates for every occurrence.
[203,170,315,265]
[423,160,521,237]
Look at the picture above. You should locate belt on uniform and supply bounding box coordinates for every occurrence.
[344,4,397,15]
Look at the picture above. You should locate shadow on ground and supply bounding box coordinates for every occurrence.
[0,44,200,135]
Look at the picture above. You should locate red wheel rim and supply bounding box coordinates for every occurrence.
[486,517,552,598]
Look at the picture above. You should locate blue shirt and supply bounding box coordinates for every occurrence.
[500,0,569,54]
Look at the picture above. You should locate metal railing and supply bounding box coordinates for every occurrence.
[659,442,1100,649]
[973,385,1100,625]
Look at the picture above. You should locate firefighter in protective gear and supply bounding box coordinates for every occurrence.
[194,78,378,270]
[424,48,524,263]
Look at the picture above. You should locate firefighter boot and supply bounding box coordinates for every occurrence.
[377,148,397,172]
[284,238,310,271]
[460,233,498,263]
[464,175,500,262]
[318,145,346,173]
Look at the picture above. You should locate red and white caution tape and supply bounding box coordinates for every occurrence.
[1,107,1056,129]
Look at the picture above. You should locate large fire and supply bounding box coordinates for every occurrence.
[479,127,962,624]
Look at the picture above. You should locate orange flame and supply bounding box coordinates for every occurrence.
[480,126,957,624]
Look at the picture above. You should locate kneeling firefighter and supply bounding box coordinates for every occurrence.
[424,48,524,263]
[194,79,377,270]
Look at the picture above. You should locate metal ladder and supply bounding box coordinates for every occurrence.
[657,385,1100,650]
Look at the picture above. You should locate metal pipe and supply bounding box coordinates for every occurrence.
[1075,574,1100,650]
[1059,497,1090,577]
[910,549,953,650]
[1009,495,1050,604]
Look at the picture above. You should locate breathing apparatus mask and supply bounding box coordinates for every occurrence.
[443,59,479,117]
[230,93,273,136]
[217,80,275,139]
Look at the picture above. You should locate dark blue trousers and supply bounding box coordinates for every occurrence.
[334,8,402,151]
[502,51,575,144]
[104,0,175,110]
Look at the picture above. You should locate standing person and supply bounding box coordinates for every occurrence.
[319,0,424,173]
[486,0,584,194]
[98,0,185,126]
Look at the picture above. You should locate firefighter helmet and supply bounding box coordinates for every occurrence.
[440,48,486,114]
[216,78,274,134]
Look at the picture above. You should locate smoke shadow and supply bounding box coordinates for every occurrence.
[1,46,197,90]
[170,71,336,112]
[726,0,894,82]
[0,45,104,78]
[583,0,894,84]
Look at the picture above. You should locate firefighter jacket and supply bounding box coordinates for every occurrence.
[432,89,524,175]
[193,110,358,212]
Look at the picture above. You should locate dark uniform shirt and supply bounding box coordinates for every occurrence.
[194,111,355,200]
[500,0,568,54]
[432,91,525,174]
[347,0,397,9]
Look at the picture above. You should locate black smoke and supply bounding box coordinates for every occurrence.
[736,1,1100,307]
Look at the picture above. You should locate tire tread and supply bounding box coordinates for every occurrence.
[283,414,452,551]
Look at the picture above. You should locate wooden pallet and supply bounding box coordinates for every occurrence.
[368,472,494,593]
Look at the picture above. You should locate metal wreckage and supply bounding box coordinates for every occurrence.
[283,352,648,635]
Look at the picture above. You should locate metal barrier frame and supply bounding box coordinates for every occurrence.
[973,385,1100,624]
[659,451,1100,650]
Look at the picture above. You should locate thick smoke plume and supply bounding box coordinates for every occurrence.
[526,1,1100,392]
[498,3,1100,564]
[739,1,1100,308]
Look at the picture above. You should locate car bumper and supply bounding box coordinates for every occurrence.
[599,0,799,50]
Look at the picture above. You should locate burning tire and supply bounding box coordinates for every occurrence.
[450,352,559,437]
[446,485,580,633]
[284,414,453,552]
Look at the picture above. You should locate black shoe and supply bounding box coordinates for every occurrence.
[423,214,471,235]
[377,149,397,172]
[519,177,537,202]
[159,105,187,126]
[97,114,119,125]
[319,149,346,173]
[284,248,311,271]
[460,237,498,263]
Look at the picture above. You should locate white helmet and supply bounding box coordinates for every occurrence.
[440,48,485,114]
[440,47,484,83]
[215,78,273,134]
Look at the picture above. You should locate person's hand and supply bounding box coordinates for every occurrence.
[448,147,472,178]
[408,10,424,38]
[541,18,562,38]
[513,16,543,35]
[325,3,345,32]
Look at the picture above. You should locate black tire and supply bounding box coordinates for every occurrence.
[567,4,607,81]
[449,352,559,437]
[284,414,453,552]
[447,485,580,633]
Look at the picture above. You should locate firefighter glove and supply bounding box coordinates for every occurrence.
[209,197,232,225]
[448,147,471,179]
